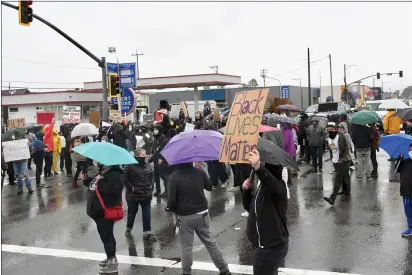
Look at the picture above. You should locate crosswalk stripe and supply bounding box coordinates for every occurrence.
[1,244,362,275]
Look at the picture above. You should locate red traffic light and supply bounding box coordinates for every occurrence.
[25,1,33,6]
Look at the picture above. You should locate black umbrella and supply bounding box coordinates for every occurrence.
[257,137,299,171]
[391,108,412,120]
[2,128,25,142]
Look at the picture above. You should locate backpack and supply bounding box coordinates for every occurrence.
[31,140,45,154]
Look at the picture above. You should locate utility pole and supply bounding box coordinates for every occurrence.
[293,78,303,109]
[329,54,334,102]
[260,69,267,87]
[307,48,311,105]
[131,51,143,79]
[209,65,219,74]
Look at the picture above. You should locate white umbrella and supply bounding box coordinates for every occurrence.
[378,99,408,110]
[71,123,99,138]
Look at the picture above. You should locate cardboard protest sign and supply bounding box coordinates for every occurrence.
[213,107,221,121]
[180,101,188,118]
[170,104,180,118]
[219,89,269,163]
[36,112,54,125]
[7,118,25,130]
[109,110,121,121]
[62,106,81,124]
[2,139,30,162]
[89,112,100,127]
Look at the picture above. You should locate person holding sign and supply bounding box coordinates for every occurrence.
[9,134,34,195]
[43,118,55,180]
[242,150,289,275]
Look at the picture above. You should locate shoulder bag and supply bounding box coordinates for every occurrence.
[95,184,124,221]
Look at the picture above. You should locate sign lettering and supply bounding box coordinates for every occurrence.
[62,106,81,124]
[2,139,30,162]
[219,89,269,163]
[7,118,25,130]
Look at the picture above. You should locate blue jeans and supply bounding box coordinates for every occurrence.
[126,199,152,233]
[404,197,412,230]
[13,160,32,188]
[310,146,323,170]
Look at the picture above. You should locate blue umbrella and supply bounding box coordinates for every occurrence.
[380,134,412,159]
[72,142,138,166]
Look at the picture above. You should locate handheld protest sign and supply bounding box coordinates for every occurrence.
[219,89,269,164]
[180,101,188,118]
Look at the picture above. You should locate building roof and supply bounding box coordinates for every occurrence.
[1,88,30,96]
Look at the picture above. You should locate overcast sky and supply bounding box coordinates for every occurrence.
[1,1,411,93]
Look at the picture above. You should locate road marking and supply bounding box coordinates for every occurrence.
[2,244,362,275]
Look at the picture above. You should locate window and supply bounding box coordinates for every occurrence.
[58,106,63,120]
[9,107,19,112]
[43,106,51,112]
[51,106,58,118]
[82,105,90,120]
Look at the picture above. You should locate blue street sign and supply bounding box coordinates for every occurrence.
[281,86,290,99]
[119,63,136,89]
[107,63,118,74]
[111,88,135,115]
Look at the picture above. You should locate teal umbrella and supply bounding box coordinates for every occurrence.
[351,110,379,125]
[72,142,138,166]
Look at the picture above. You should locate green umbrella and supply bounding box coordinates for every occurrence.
[351,110,379,125]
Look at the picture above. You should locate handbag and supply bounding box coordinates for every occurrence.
[95,183,124,221]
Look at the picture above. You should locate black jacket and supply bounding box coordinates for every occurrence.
[242,166,289,248]
[123,162,155,201]
[167,164,212,216]
[396,158,412,198]
[86,166,124,219]
[351,124,372,149]
[108,128,127,149]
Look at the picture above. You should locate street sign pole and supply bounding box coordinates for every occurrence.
[101,57,109,121]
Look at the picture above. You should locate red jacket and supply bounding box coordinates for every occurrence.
[43,122,54,152]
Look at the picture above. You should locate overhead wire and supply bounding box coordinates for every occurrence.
[1,56,100,70]
[2,86,82,90]
[3,80,83,84]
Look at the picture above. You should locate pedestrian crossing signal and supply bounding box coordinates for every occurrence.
[109,74,120,98]
[19,0,33,27]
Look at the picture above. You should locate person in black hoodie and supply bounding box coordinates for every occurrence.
[108,123,127,149]
[396,147,412,237]
[242,150,289,275]
[87,164,123,274]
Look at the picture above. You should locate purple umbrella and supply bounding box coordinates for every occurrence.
[160,130,223,165]
[275,104,301,112]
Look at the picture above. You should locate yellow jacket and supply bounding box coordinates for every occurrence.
[383,111,402,135]
[53,129,62,153]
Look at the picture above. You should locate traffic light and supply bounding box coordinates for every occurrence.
[109,74,120,98]
[18,0,33,27]
[376,72,380,80]
[399,71,403,78]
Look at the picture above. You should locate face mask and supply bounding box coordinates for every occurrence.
[136,156,146,164]
[11,135,15,140]
[409,151,412,159]
[129,126,133,131]
[101,140,107,143]
[328,131,338,139]
[153,130,159,135]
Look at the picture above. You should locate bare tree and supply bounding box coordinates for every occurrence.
[248,78,258,87]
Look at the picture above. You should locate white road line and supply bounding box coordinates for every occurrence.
[2,244,362,275]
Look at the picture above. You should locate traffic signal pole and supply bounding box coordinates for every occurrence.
[2,1,109,121]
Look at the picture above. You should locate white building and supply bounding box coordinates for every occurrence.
[1,88,103,130]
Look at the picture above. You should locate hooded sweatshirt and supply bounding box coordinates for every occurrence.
[282,125,296,157]
[338,122,354,153]
[43,122,55,152]
[262,116,284,149]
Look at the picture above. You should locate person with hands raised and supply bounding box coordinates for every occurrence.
[242,150,289,275]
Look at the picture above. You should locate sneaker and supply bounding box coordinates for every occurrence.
[350,166,355,171]
[356,177,363,181]
[99,257,118,274]
[241,211,249,217]
[212,186,217,190]
[17,186,23,195]
[329,170,336,174]
[219,271,232,275]
[153,191,161,197]
[36,183,45,188]
[221,182,228,188]
[318,168,323,175]
[99,258,108,267]
[227,187,239,192]
[323,197,335,206]
[54,172,59,175]
[143,233,156,241]
[125,228,132,236]
[366,177,372,181]
[401,229,412,237]
[311,168,318,173]
[28,187,34,194]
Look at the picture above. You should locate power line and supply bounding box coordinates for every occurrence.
[2,86,82,90]
[3,80,83,84]
[1,56,100,70]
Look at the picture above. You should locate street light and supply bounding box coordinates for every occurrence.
[292,78,303,109]
[344,64,356,103]
[266,76,282,98]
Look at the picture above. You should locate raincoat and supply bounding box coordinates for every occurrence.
[43,122,55,153]
[52,129,62,173]
[384,110,402,135]
[282,125,296,157]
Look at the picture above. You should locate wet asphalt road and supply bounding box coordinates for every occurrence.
[1,151,412,275]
